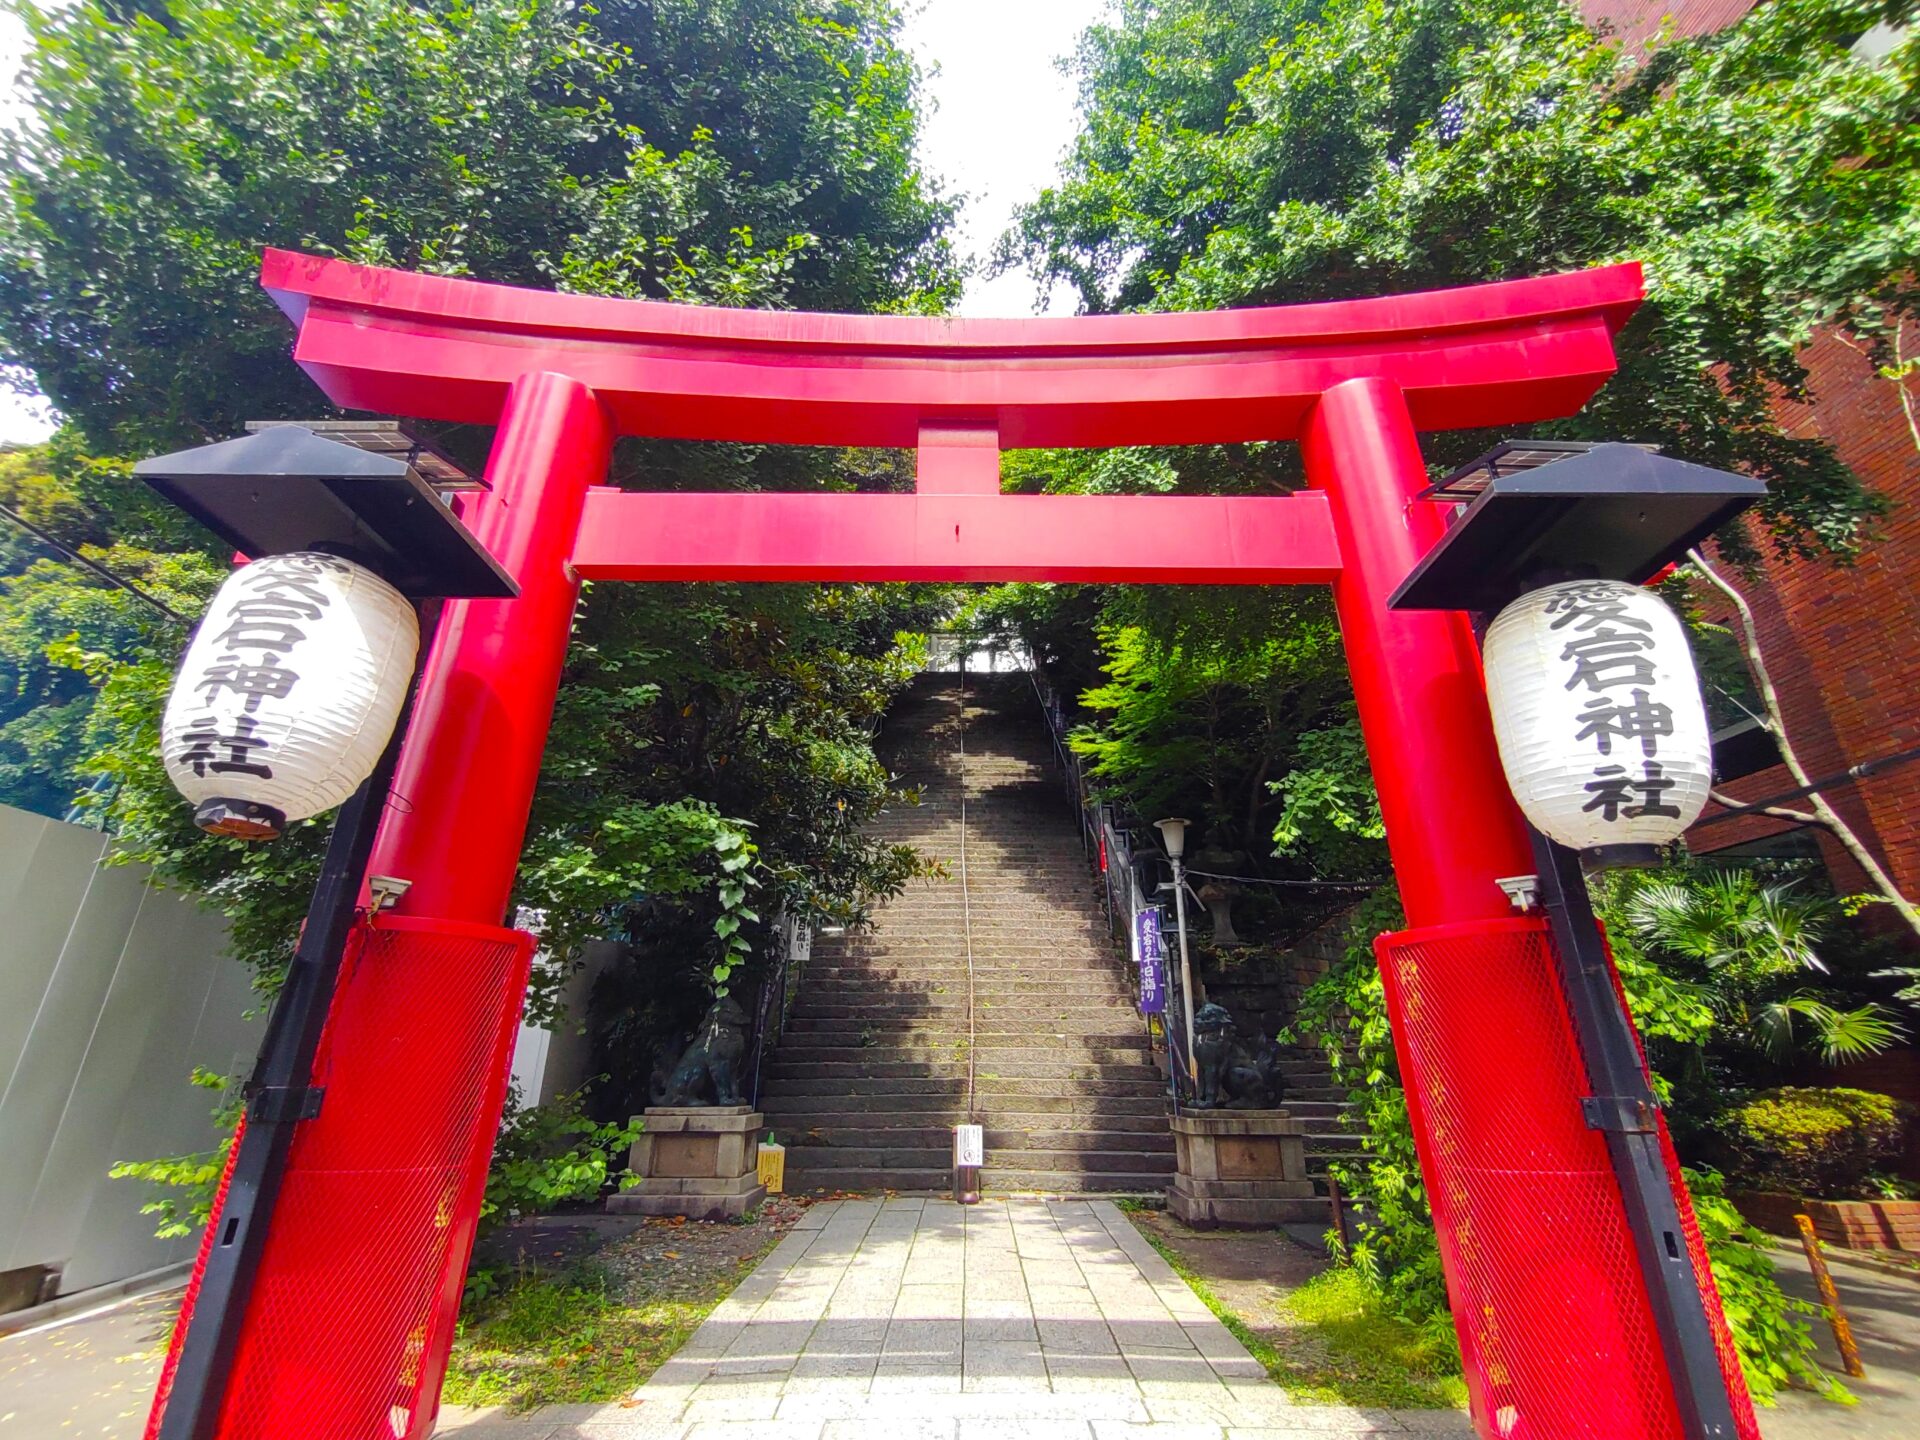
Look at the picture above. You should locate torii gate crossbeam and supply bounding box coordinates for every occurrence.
[143,253,1757,1440]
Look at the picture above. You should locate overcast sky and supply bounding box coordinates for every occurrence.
[0,0,1109,445]
[901,0,1109,316]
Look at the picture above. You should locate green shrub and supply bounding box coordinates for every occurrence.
[1287,890,1457,1325]
[1684,1166,1846,1404]
[1715,1087,1913,1199]
[1290,895,1845,1406]
[110,1067,240,1239]
[481,1084,640,1231]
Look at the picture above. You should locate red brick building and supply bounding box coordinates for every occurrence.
[1582,1,1920,912]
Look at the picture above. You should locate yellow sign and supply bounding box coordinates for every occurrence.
[757,1141,786,1193]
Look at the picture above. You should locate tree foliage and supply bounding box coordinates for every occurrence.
[1607,868,1906,1067]
[0,0,960,1189]
[1012,0,1920,556]
[0,0,957,456]
[0,436,222,815]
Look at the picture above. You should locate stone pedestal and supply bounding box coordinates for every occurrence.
[1168,1110,1319,1229]
[607,1105,767,1221]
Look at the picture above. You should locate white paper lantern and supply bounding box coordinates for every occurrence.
[1483,578,1712,853]
[162,552,419,839]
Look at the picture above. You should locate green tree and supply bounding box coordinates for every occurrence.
[1011,0,1919,556]
[1000,0,1916,1401]
[0,0,957,983]
[0,0,956,456]
[0,438,221,814]
[0,0,961,1214]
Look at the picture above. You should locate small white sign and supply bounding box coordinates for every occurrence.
[953,1124,983,1169]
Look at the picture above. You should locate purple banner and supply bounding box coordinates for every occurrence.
[1135,908,1167,1015]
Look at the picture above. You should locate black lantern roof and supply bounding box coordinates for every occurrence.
[135,426,516,599]
[1389,442,1765,613]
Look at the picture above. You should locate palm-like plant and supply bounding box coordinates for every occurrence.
[1623,872,1904,1063]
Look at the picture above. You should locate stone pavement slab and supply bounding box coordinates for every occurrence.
[456,1197,1471,1439]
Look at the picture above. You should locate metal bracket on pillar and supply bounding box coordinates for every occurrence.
[1531,827,1741,1440]
[1589,1098,1666,1136]
[246,1086,326,1124]
[1582,1095,1659,1134]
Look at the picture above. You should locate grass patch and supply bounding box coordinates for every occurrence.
[1129,1223,1466,1410]
[443,1250,767,1411]
[1278,1267,1469,1410]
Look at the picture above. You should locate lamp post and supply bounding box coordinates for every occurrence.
[1154,817,1196,1097]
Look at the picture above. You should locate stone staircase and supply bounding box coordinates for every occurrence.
[760,672,1177,1194]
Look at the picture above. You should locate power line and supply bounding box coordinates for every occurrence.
[1180,866,1385,891]
[1692,744,1920,829]
[0,500,191,626]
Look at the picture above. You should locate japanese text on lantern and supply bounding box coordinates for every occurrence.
[173,553,349,781]
[1547,582,1682,827]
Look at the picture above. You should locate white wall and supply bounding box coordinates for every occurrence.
[0,804,262,1296]
[507,939,621,1110]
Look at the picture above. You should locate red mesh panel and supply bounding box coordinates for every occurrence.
[1375,917,1753,1440]
[211,916,534,1440]
[144,1112,249,1440]
[1660,1121,1763,1440]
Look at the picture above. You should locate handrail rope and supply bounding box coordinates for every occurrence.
[957,665,978,1124]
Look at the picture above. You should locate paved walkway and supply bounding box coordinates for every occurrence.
[442,1196,1468,1438]
[5,1199,1911,1438]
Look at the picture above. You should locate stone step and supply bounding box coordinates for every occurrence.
[757,677,1221,1196]
[766,1109,1175,1136]
[765,1113,1352,1148]
[799,977,1134,996]
[810,946,1117,958]
[764,1058,1162,1083]
[860,902,1099,910]
[1303,1132,1367,1151]
[756,1082,1159,1105]
[797,972,1131,987]
[788,996,1142,1012]
[764,1052,1152,1075]
[761,1077,1342,1111]
[810,939,1116,951]
[778,1028,1149,1045]
[811,941,1119,953]
[783,1145,1175,1175]
[835,891,1106,904]
[761,1090,1169,1117]
[760,1089,1351,1120]
[782,1126,1174,1154]
[778,1167,1173,1196]
[787,1017,1149,1039]
[776,1040,1157,1062]
[837,895,1104,907]
[848,878,1101,888]
[792,991,1136,1008]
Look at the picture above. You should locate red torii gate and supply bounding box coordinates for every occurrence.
[145,249,1757,1440]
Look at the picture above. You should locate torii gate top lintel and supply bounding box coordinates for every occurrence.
[261,249,1643,585]
[262,247,1641,449]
